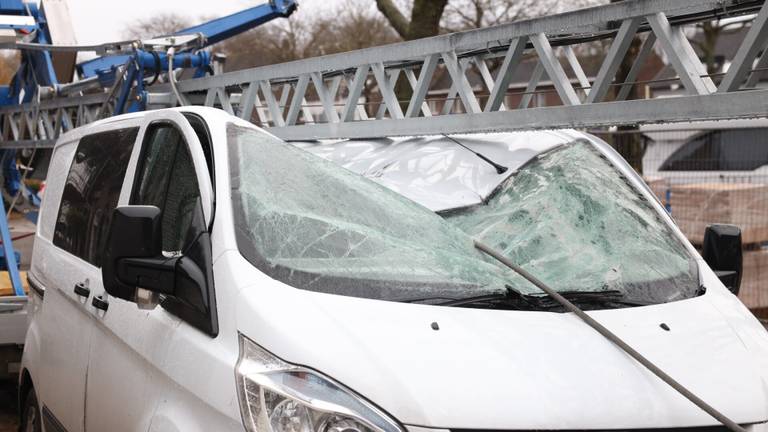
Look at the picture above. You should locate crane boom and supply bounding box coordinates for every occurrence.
[176,0,298,47]
[77,0,298,81]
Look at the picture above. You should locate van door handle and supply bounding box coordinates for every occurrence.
[92,295,109,312]
[74,282,90,298]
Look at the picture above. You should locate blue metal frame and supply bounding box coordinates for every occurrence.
[0,1,57,296]
[77,0,298,81]
[176,0,298,46]
[0,197,22,296]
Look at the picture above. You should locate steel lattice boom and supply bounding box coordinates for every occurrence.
[3,0,768,146]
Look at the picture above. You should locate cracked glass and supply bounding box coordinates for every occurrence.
[443,141,699,304]
[229,124,697,305]
[228,124,538,301]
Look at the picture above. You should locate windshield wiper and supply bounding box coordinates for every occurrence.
[403,285,539,310]
[525,290,652,308]
[472,240,745,432]
[436,285,541,310]
[434,288,649,311]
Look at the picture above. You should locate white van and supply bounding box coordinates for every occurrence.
[18,107,768,432]
[641,119,768,185]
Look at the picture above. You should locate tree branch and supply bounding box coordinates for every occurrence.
[376,0,409,39]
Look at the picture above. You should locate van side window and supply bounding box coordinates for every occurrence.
[53,127,139,266]
[132,124,201,253]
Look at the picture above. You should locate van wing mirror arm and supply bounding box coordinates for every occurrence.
[115,257,178,296]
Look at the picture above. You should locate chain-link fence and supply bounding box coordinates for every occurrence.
[592,124,768,317]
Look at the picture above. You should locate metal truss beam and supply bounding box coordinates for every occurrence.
[1,0,766,147]
[270,89,768,140]
[0,93,110,148]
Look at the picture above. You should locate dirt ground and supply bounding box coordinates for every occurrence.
[0,381,18,432]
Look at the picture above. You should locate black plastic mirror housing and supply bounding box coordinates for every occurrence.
[702,224,743,296]
[103,206,167,301]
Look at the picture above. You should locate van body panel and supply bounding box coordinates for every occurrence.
[82,256,243,431]
[698,264,768,377]
[30,133,97,432]
[233,256,768,430]
[33,234,94,432]
[81,109,224,431]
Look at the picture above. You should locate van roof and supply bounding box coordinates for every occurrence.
[294,129,592,212]
[53,106,230,148]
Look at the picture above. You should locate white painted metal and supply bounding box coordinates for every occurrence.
[294,131,577,212]
[82,110,215,432]
[235,265,768,429]
[31,127,119,432]
[0,15,35,27]
[18,107,768,432]
[40,0,78,82]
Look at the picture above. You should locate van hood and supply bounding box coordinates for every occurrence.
[235,276,768,430]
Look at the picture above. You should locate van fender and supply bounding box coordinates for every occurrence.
[147,397,243,432]
[18,293,44,405]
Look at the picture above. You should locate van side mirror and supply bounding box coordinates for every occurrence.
[102,206,176,302]
[702,224,743,296]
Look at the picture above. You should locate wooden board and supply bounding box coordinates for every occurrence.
[739,249,768,310]
[665,183,768,245]
[0,271,28,297]
[643,176,669,203]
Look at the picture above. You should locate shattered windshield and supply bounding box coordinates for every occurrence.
[228,124,538,301]
[443,140,699,304]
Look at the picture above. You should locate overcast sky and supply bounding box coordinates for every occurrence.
[66,0,337,45]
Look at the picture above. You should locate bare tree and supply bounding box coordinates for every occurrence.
[694,19,748,74]
[375,0,448,108]
[218,0,399,70]
[442,0,605,31]
[215,0,400,116]
[122,13,192,40]
[376,0,448,41]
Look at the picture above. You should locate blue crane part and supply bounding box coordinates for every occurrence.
[0,0,300,297]
[175,0,297,46]
[77,0,298,82]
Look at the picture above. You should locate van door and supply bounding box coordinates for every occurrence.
[83,110,215,432]
[35,126,140,432]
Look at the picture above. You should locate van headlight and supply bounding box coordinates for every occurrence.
[236,334,403,432]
